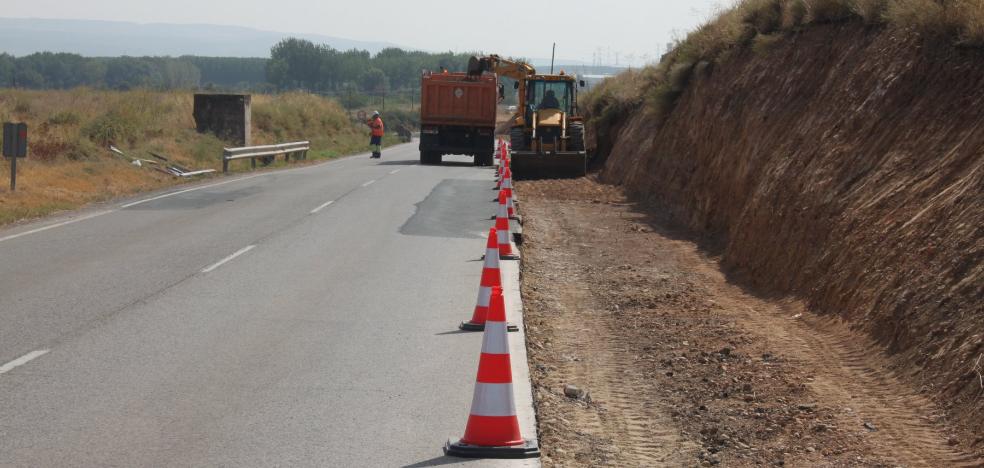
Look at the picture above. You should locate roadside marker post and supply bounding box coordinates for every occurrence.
[2,122,28,192]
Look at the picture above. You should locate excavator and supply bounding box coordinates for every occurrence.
[467,55,587,179]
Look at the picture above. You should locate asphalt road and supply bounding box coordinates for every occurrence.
[0,143,535,467]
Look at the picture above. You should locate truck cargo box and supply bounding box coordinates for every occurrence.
[418,71,498,166]
[420,72,497,128]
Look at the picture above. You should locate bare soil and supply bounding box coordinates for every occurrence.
[518,178,983,467]
[589,22,983,439]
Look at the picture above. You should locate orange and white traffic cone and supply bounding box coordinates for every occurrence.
[445,286,539,459]
[495,191,520,260]
[501,167,518,220]
[460,228,520,332]
[494,157,508,191]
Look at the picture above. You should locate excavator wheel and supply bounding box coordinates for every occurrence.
[568,122,585,152]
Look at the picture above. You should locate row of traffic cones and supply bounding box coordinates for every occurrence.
[445,137,538,459]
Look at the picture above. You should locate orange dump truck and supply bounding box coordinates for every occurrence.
[418,71,498,166]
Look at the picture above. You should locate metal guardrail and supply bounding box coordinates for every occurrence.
[222,141,310,173]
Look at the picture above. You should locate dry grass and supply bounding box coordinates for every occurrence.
[584,0,984,127]
[0,89,375,226]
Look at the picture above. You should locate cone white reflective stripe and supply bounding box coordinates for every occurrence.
[469,383,518,417]
[485,248,500,268]
[476,286,492,307]
[481,322,510,354]
[497,229,510,245]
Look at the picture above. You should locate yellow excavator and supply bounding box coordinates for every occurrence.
[467,55,587,179]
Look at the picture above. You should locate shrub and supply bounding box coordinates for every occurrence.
[668,62,696,92]
[84,111,137,146]
[849,0,890,23]
[806,0,855,22]
[952,0,984,46]
[744,0,784,33]
[884,0,956,37]
[47,111,82,126]
[782,0,810,28]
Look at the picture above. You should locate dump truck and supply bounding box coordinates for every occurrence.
[467,55,587,178]
[418,71,498,166]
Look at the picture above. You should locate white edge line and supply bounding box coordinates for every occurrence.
[362,180,376,187]
[0,349,50,375]
[121,173,265,209]
[0,211,114,244]
[201,245,256,274]
[0,148,386,245]
[310,200,335,214]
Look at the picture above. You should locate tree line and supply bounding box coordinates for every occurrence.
[0,39,476,95]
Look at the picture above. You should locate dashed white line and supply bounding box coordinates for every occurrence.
[0,349,50,375]
[201,245,256,273]
[362,180,376,187]
[389,169,401,174]
[310,200,335,214]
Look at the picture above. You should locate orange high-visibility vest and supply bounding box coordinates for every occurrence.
[369,117,385,137]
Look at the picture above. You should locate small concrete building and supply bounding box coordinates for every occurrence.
[193,94,251,146]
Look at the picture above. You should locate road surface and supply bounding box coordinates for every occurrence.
[0,143,536,467]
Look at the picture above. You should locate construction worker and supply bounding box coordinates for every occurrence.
[367,110,384,158]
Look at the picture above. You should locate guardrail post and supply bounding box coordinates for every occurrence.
[251,157,256,170]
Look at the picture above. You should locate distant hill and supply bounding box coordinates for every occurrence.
[0,18,401,57]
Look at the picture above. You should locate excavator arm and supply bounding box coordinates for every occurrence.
[468,55,535,119]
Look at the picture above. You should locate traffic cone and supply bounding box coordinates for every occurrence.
[445,286,539,459]
[501,167,518,220]
[494,158,506,190]
[461,228,519,332]
[495,191,520,260]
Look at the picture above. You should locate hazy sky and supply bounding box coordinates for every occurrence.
[4,0,728,65]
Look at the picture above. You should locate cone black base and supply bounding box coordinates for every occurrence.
[459,321,520,332]
[499,253,520,261]
[444,439,540,459]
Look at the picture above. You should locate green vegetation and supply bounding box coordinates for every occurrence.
[584,0,984,126]
[0,41,476,103]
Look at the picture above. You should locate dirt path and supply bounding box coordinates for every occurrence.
[517,178,982,467]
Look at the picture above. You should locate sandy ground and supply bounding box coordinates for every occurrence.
[517,178,983,467]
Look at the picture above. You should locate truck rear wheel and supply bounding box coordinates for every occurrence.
[474,152,494,167]
[420,151,442,165]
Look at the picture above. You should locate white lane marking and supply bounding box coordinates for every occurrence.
[0,210,114,244]
[310,200,335,214]
[0,349,50,375]
[201,245,256,273]
[389,169,401,174]
[362,180,376,187]
[121,174,265,209]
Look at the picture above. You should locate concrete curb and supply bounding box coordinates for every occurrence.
[500,246,541,467]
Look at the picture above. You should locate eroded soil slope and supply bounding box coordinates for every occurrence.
[519,178,982,467]
[590,22,983,438]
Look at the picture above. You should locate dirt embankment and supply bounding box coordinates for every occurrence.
[588,22,983,440]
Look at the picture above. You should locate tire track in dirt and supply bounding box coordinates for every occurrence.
[518,178,982,467]
[523,202,696,467]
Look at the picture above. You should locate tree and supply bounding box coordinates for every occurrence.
[359,67,388,93]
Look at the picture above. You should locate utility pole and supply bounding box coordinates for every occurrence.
[550,43,556,74]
